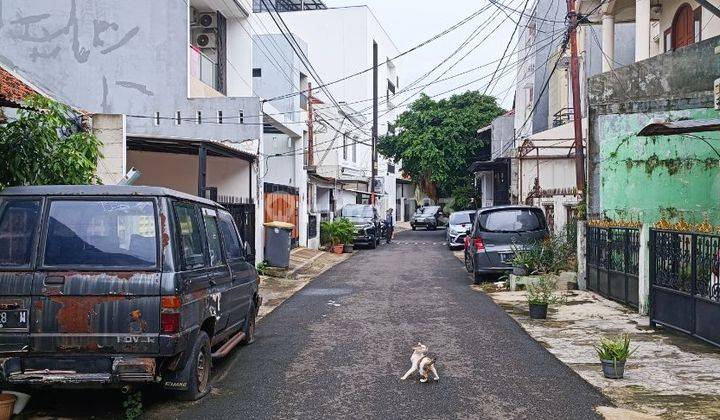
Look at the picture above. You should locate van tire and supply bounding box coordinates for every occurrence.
[241,302,257,345]
[175,331,212,401]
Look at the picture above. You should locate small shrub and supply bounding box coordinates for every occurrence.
[123,390,143,420]
[595,334,635,362]
[526,276,565,305]
[320,218,356,246]
[256,261,268,275]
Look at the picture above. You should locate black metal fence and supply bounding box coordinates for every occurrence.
[650,229,720,347]
[586,226,640,307]
[220,199,256,264]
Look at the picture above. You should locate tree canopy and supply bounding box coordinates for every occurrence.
[378,91,504,208]
[0,94,102,190]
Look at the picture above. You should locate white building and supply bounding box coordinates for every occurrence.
[253,2,403,217]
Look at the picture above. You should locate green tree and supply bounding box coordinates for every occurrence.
[0,94,102,189]
[378,91,504,206]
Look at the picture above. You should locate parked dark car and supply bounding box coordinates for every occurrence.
[445,210,475,249]
[464,205,549,284]
[410,205,447,231]
[0,186,260,400]
[337,204,381,249]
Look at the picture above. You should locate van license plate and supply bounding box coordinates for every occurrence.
[500,253,515,263]
[0,310,28,330]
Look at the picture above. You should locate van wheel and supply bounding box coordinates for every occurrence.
[241,302,257,345]
[175,331,211,401]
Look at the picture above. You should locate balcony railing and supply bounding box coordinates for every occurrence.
[552,107,574,127]
[189,45,218,90]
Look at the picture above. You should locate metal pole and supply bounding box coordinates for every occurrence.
[567,0,586,196]
[307,82,314,167]
[371,41,378,206]
[198,144,207,197]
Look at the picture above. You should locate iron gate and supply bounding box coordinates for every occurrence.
[650,229,720,347]
[220,199,256,263]
[586,226,640,307]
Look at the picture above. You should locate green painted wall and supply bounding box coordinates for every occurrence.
[598,108,720,225]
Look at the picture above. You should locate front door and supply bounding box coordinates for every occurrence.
[672,4,694,49]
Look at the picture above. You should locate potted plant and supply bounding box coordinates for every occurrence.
[595,334,635,379]
[321,218,355,254]
[526,276,563,319]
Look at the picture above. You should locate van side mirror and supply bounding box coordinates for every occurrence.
[244,241,252,256]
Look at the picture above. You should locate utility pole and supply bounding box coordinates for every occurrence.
[371,41,378,206]
[307,82,314,167]
[567,0,586,198]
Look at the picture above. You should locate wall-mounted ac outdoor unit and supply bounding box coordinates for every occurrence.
[194,32,217,49]
[198,13,217,28]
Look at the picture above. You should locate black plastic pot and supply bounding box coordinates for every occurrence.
[528,303,548,319]
[601,360,626,379]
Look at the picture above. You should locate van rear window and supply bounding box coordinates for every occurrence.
[0,200,41,266]
[479,209,544,232]
[43,200,157,268]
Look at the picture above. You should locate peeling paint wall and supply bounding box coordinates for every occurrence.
[587,36,720,224]
[0,0,261,143]
[598,108,720,224]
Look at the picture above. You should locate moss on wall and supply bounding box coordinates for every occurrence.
[598,108,720,225]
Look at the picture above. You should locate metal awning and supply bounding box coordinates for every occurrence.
[127,135,256,162]
[469,159,509,173]
[637,118,720,136]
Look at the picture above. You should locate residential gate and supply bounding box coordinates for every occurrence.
[219,198,256,263]
[650,229,720,347]
[586,226,640,308]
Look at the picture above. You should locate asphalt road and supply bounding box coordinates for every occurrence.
[147,228,609,419]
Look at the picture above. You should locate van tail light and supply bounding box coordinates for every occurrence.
[474,236,485,251]
[161,296,181,334]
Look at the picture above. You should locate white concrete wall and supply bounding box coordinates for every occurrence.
[93,114,127,185]
[127,150,251,197]
[226,17,255,97]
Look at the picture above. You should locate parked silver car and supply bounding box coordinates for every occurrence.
[464,206,549,284]
[445,210,475,249]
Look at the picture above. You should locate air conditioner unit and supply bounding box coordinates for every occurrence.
[198,13,217,29]
[194,32,217,49]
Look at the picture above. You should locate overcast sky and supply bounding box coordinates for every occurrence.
[328,0,520,110]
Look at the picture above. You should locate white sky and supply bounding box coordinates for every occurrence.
[327,0,521,110]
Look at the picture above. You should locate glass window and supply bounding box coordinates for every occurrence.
[203,212,224,267]
[479,209,545,233]
[174,203,205,270]
[218,212,243,260]
[44,200,157,268]
[449,212,473,225]
[0,200,41,267]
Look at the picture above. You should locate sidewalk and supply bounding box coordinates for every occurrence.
[482,288,720,419]
[258,247,350,320]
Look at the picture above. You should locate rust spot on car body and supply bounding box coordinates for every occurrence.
[50,296,125,333]
[160,212,170,249]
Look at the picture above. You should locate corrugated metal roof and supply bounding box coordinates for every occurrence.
[637,118,720,136]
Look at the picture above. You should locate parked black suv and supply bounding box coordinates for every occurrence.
[410,205,447,231]
[0,186,260,400]
[337,204,381,249]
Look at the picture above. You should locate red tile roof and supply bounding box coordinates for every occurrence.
[0,66,39,105]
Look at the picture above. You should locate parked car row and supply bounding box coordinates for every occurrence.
[446,206,550,285]
[0,186,260,400]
